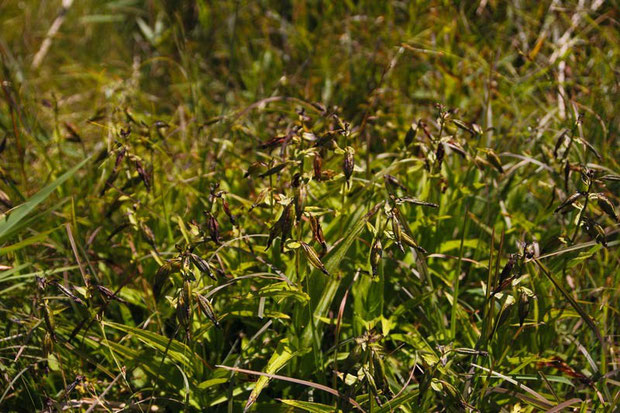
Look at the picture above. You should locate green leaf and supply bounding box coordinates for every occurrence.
[245,338,295,411]
[103,321,205,375]
[301,202,382,348]
[278,399,339,412]
[0,157,90,242]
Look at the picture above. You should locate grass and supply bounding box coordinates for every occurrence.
[0,1,618,411]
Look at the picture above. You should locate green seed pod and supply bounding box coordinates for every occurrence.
[518,292,530,327]
[343,146,354,185]
[190,254,216,280]
[370,238,383,277]
[485,149,504,173]
[300,241,329,275]
[404,123,418,146]
[391,213,404,253]
[41,301,56,342]
[294,183,306,223]
[596,194,618,222]
[196,293,220,327]
[554,191,584,213]
[280,203,294,252]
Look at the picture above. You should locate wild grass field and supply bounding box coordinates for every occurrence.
[0,1,619,412]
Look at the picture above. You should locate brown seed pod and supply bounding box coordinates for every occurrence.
[222,198,236,226]
[309,215,327,251]
[134,160,151,191]
[50,281,85,306]
[94,284,127,303]
[313,153,323,181]
[205,212,220,244]
[435,142,445,168]
[259,135,289,150]
[64,122,82,142]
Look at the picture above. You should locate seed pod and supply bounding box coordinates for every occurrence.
[176,287,191,339]
[265,219,281,250]
[205,212,220,244]
[156,259,181,278]
[63,375,84,397]
[294,183,306,222]
[493,255,516,295]
[553,131,568,158]
[64,122,82,142]
[114,147,126,170]
[313,132,336,148]
[435,142,445,168]
[279,203,294,252]
[43,332,54,357]
[600,174,620,182]
[564,161,571,190]
[250,188,269,211]
[343,146,354,186]
[221,198,236,226]
[445,140,467,158]
[95,284,127,303]
[518,292,530,327]
[196,293,220,327]
[0,188,12,208]
[554,191,584,213]
[391,213,404,253]
[258,135,289,150]
[189,253,216,281]
[135,160,151,191]
[404,123,417,146]
[51,281,85,306]
[384,174,407,197]
[400,231,427,253]
[596,194,618,222]
[485,149,504,173]
[244,161,267,178]
[140,222,156,245]
[309,215,327,251]
[582,217,607,246]
[394,197,438,208]
[300,241,329,275]
[259,162,288,178]
[452,119,474,134]
[370,238,383,277]
[41,301,56,342]
[313,153,323,181]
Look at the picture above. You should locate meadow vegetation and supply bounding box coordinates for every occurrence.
[0,1,618,411]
